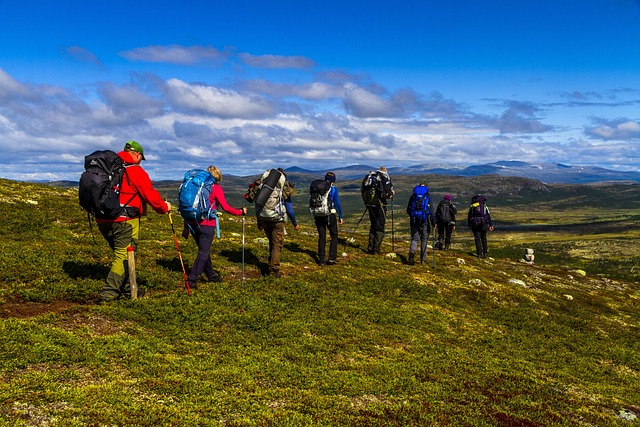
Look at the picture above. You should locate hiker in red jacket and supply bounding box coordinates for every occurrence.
[96,140,171,302]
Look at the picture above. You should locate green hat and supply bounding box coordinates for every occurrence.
[124,140,145,160]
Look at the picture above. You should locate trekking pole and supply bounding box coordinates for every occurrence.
[242,208,246,283]
[432,222,436,269]
[391,199,395,253]
[168,210,191,295]
[344,208,368,251]
[127,246,138,300]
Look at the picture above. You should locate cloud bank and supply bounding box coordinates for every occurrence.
[0,44,639,181]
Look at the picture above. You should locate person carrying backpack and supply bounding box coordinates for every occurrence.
[467,194,494,258]
[93,141,172,302]
[406,182,435,265]
[361,166,395,255]
[310,172,344,265]
[181,166,247,290]
[435,194,458,251]
[254,168,298,277]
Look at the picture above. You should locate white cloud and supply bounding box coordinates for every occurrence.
[164,78,274,119]
[120,45,228,65]
[0,68,28,98]
[586,120,640,140]
[238,53,316,69]
[344,86,393,118]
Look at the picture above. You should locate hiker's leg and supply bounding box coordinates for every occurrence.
[420,222,429,262]
[328,214,339,261]
[367,207,376,253]
[188,225,216,287]
[315,216,327,263]
[445,223,453,247]
[437,222,445,246]
[267,222,285,274]
[98,220,137,301]
[480,229,489,256]
[472,227,483,256]
[371,206,386,253]
[409,222,420,253]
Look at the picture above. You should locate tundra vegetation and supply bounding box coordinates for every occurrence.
[0,175,638,426]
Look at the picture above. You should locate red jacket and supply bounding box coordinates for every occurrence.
[189,183,243,227]
[96,151,169,223]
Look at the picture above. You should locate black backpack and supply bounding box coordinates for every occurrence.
[470,195,489,226]
[78,150,137,220]
[361,171,383,206]
[436,201,451,223]
[309,179,332,217]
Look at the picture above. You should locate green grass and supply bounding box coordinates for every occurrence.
[0,178,638,426]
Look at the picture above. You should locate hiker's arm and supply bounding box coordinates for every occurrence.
[129,166,169,214]
[332,187,343,220]
[212,185,243,216]
[284,199,299,228]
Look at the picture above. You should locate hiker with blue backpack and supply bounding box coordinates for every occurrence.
[80,141,172,303]
[309,172,344,265]
[467,194,494,258]
[179,166,247,290]
[406,182,435,265]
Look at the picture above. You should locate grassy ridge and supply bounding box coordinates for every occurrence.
[0,178,639,425]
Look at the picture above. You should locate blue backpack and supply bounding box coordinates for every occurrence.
[178,169,219,236]
[409,185,430,223]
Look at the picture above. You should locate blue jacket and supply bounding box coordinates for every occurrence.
[329,185,343,220]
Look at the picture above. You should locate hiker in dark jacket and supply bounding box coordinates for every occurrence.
[364,166,395,254]
[406,182,435,265]
[435,194,458,250]
[315,172,344,265]
[182,165,247,290]
[96,141,171,302]
[467,194,494,257]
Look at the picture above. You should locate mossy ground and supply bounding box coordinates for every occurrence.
[0,178,638,426]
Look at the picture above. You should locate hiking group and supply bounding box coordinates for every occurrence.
[80,142,494,301]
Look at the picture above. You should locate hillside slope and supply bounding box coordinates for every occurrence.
[0,178,638,425]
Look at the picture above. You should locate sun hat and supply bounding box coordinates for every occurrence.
[124,140,145,160]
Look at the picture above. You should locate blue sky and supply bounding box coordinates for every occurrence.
[1,0,640,181]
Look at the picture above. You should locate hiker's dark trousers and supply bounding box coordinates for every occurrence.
[471,223,489,256]
[188,224,217,285]
[410,219,431,261]
[367,205,387,253]
[437,221,454,247]
[315,214,339,262]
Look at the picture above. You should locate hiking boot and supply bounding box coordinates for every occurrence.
[268,269,281,278]
[326,259,337,265]
[137,287,146,298]
[408,252,415,265]
[206,274,223,283]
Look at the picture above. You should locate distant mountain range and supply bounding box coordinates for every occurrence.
[286,161,640,184]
